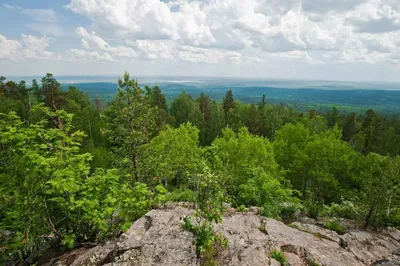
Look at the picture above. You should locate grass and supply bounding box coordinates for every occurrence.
[271,250,287,266]
[306,258,321,266]
[287,223,301,230]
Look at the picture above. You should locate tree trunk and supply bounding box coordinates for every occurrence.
[364,204,374,229]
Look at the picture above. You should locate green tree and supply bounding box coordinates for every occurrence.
[273,123,311,170]
[146,85,171,129]
[170,91,201,128]
[0,105,165,262]
[342,112,357,142]
[239,168,295,218]
[41,73,65,111]
[223,89,235,127]
[359,154,400,228]
[198,93,212,145]
[104,72,157,179]
[211,127,281,202]
[327,106,339,128]
[246,104,262,135]
[291,127,359,205]
[362,109,378,153]
[141,123,203,187]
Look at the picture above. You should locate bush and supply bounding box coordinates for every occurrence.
[387,210,400,228]
[320,201,359,220]
[271,250,287,266]
[167,188,196,202]
[182,166,228,266]
[280,204,298,220]
[304,199,323,219]
[239,169,294,219]
[306,259,321,266]
[236,205,247,212]
[324,220,346,235]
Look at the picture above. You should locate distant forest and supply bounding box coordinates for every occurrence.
[1,73,399,264]
[63,81,400,113]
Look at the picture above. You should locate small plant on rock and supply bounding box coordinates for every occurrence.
[271,250,287,266]
[237,205,247,213]
[182,165,228,266]
[306,258,321,266]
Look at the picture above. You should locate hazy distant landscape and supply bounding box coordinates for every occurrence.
[7,76,400,113]
[54,77,400,113]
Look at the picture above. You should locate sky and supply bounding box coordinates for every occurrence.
[1,0,400,82]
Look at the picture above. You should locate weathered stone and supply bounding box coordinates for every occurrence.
[248,206,260,214]
[269,258,281,266]
[284,252,306,266]
[42,206,400,266]
[290,221,341,243]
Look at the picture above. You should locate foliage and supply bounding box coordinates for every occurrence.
[141,123,202,187]
[167,188,197,203]
[271,250,287,266]
[182,166,228,266]
[2,72,400,264]
[236,205,247,213]
[320,201,359,220]
[211,127,282,202]
[0,105,165,263]
[323,220,346,235]
[104,72,157,179]
[306,259,321,266]
[238,169,295,219]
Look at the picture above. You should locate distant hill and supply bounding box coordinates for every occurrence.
[62,80,400,114]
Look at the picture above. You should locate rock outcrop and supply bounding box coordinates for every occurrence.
[42,206,400,266]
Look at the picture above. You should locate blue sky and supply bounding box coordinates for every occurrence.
[1,0,400,82]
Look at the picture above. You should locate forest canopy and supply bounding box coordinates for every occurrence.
[1,73,400,264]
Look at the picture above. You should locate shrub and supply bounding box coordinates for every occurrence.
[307,259,321,266]
[304,199,323,219]
[167,188,196,202]
[280,204,298,220]
[236,205,247,212]
[320,201,359,220]
[324,220,346,235]
[240,169,294,219]
[271,250,287,266]
[182,166,228,266]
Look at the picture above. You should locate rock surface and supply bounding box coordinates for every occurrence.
[41,206,400,266]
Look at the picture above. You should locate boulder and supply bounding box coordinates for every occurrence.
[41,206,400,266]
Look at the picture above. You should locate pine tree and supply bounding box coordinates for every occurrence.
[199,93,212,145]
[327,106,339,128]
[41,73,64,111]
[104,72,157,179]
[342,112,357,142]
[362,109,378,153]
[223,89,235,116]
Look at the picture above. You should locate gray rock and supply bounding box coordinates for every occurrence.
[44,206,400,266]
[269,258,281,266]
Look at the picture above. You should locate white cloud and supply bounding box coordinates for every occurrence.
[127,40,174,60]
[73,26,259,64]
[75,27,138,60]
[65,0,179,40]
[0,34,59,61]
[5,0,397,69]
[176,45,260,64]
[0,35,22,60]
[67,49,115,62]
